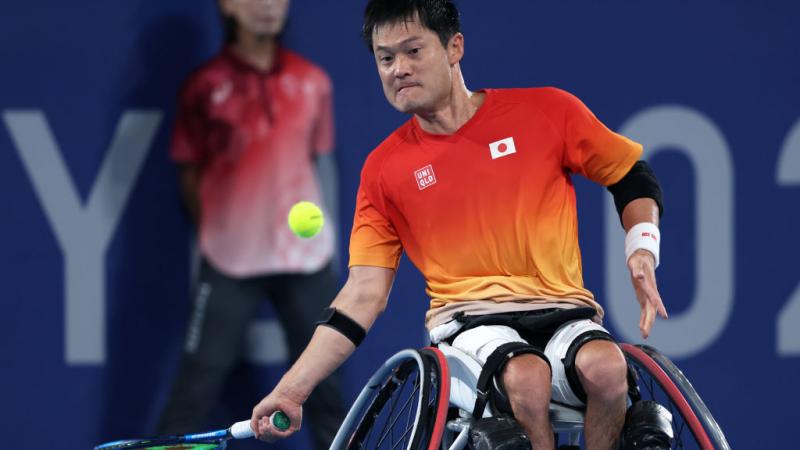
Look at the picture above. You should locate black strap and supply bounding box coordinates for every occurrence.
[562,330,614,404]
[471,342,549,422]
[315,307,367,347]
[515,307,596,332]
[607,160,664,226]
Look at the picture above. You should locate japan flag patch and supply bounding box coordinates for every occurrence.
[489,137,517,160]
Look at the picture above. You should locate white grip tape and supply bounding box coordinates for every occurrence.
[231,420,254,439]
[625,222,660,268]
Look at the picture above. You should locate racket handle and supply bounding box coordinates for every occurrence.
[231,410,289,439]
[230,420,254,439]
[270,410,291,431]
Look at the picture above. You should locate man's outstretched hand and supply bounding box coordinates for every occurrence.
[627,249,668,338]
[250,389,304,443]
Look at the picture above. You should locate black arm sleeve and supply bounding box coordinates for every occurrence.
[606,160,664,226]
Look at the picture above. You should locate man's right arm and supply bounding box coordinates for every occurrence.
[250,265,395,441]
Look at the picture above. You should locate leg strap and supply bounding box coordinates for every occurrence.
[471,342,549,421]
[562,330,614,404]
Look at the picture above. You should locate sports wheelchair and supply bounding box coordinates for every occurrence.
[330,342,730,449]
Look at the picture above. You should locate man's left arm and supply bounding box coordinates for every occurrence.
[608,162,667,338]
[551,89,667,337]
[621,197,667,338]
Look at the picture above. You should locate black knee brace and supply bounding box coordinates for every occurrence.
[561,330,615,404]
[472,342,550,419]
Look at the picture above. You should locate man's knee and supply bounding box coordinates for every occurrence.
[502,354,552,414]
[575,340,628,402]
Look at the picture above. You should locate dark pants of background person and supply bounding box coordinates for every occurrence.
[157,259,346,450]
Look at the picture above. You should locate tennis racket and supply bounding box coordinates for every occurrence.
[95,411,290,449]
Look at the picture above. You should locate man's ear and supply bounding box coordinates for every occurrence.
[447,32,465,65]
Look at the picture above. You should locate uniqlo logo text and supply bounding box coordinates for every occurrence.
[414,164,437,190]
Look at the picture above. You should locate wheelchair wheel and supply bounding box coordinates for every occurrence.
[620,344,730,450]
[331,348,449,450]
[419,347,451,450]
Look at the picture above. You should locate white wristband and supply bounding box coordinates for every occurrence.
[625,222,660,268]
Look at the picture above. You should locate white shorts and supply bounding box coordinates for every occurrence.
[449,318,610,407]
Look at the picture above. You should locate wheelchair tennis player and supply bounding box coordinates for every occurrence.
[252,1,670,449]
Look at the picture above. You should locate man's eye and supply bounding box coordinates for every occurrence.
[409,48,420,55]
[380,55,394,63]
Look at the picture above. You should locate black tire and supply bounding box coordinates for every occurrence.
[637,345,730,450]
[417,348,449,450]
[620,344,730,450]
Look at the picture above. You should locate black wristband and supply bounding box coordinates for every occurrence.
[316,307,367,347]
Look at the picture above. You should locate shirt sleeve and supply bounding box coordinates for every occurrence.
[169,78,208,164]
[555,89,642,186]
[312,72,335,156]
[348,169,403,269]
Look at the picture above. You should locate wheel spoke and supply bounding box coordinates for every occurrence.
[337,349,446,450]
[402,375,421,445]
[389,425,415,450]
[376,374,419,448]
[370,386,399,447]
[623,345,718,450]
[365,373,405,449]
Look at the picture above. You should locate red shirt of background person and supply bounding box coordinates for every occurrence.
[171,36,335,276]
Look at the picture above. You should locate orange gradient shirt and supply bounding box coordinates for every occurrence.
[349,87,641,314]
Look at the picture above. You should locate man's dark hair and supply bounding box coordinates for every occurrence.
[362,0,461,53]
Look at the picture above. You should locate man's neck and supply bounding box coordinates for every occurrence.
[415,75,484,135]
[232,33,278,72]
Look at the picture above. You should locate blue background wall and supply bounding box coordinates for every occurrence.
[1,1,798,449]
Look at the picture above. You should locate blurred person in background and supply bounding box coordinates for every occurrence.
[156,0,345,448]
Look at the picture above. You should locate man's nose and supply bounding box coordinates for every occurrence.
[392,54,412,78]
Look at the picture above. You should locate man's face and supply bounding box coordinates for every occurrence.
[221,0,290,39]
[372,18,459,114]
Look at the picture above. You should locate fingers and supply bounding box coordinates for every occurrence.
[257,415,292,442]
[631,263,656,338]
[255,413,291,442]
[656,296,668,319]
[640,280,663,336]
[639,298,656,339]
[251,396,303,443]
[628,251,668,339]
[251,402,275,442]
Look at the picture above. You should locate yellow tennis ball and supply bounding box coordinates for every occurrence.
[288,201,324,238]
